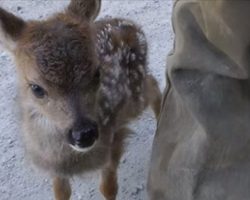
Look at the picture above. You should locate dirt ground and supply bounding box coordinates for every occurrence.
[0,1,173,199]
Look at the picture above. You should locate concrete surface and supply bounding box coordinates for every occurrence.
[0,1,173,199]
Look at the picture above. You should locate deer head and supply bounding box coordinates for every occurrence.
[0,0,104,152]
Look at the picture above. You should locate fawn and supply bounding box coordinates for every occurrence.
[0,0,161,199]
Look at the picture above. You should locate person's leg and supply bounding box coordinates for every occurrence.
[148,1,250,199]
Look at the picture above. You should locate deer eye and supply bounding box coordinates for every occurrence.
[30,84,46,98]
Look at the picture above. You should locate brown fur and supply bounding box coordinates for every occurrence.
[0,0,161,199]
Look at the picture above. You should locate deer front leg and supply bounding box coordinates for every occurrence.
[146,74,162,119]
[100,167,118,200]
[100,128,130,200]
[53,177,71,200]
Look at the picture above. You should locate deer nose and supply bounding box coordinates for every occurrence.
[68,122,98,149]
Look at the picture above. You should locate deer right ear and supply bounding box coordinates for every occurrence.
[0,7,26,51]
[67,0,101,21]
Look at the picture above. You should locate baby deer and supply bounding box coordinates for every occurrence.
[0,0,161,199]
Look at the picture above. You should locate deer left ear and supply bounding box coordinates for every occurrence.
[67,0,101,21]
[0,7,26,51]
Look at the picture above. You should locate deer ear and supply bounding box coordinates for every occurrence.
[0,7,26,51]
[67,0,101,21]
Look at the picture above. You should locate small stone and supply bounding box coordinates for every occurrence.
[8,139,14,145]
[122,158,127,164]
[17,6,22,11]
[131,184,145,196]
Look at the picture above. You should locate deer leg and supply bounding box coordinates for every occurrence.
[100,167,118,200]
[53,177,71,200]
[100,128,130,200]
[146,75,162,118]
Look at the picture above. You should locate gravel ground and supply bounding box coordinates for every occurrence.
[0,1,173,199]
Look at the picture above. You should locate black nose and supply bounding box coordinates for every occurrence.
[68,121,98,149]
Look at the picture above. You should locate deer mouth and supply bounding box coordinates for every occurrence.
[69,142,97,153]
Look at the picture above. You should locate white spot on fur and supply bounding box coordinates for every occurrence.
[98,108,105,119]
[139,56,144,61]
[131,53,136,61]
[97,33,101,40]
[119,20,134,27]
[101,30,105,37]
[122,48,126,55]
[138,65,145,75]
[104,55,112,62]
[133,71,139,80]
[127,79,130,85]
[107,41,114,51]
[111,56,122,78]
[126,53,130,64]
[111,78,116,85]
[118,85,123,93]
[117,48,122,61]
[106,24,112,32]
[126,69,130,76]
[140,48,146,55]
[136,32,146,45]
[101,84,122,109]
[104,27,109,33]
[104,102,110,109]
[103,117,110,125]
[139,96,145,103]
[120,41,124,47]
[125,86,132,96]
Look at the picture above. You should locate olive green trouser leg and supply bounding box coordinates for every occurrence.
[148,1,250,200]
